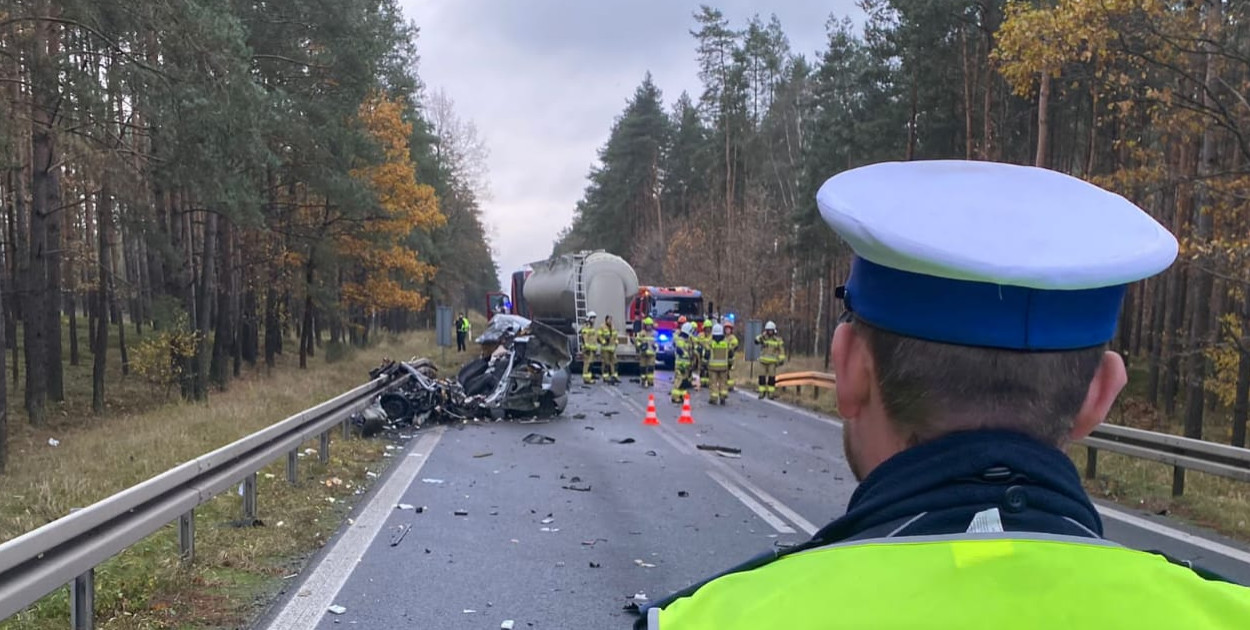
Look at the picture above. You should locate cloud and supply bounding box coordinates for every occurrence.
[400,1,864,294]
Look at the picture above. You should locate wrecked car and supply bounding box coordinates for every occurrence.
[359,315,572,433]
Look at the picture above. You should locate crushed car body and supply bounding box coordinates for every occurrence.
[360,315,572,433]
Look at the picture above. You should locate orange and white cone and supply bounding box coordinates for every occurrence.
[678,393,694,424]
[643,393,661,426]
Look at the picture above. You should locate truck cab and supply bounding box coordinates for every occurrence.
[630,286,704,369]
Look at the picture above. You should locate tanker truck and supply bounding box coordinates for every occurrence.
[487,250,639,373]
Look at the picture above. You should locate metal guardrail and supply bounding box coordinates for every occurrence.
[773,370,1250,496]
[0,373,406,629]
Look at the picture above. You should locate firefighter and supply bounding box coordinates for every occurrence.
[754,321,786,399]
[704,324,731,405]
[599,314,620,385]
[636,317,657,388]
[723,318,740,391]
[580,311,600,383]
[455,312,471,352]
[671,322,696,403]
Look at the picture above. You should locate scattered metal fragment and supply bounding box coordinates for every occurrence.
[395,504,415,511]
[454,509,469,516]
[634,559,656,568]
[678,491,689,498]
[696,444,741,455]
[645,450,657,456]
[541,517,555,524]
[328,605,347,615]
[474,452,494,458]
[583,425,596,430]
[522,433,556,445]
[389,524,411,547]
[600,411,619,417]
[589,561,602,568]
[501,621,516,630]
[562,483,592,492]
[572,413,587,419]
[611,437,636,444]
[421,478,445,484]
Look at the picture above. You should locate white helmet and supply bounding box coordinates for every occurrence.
[712,324,724,336]
[764,321,777,331]
[587,311,597,319]
[681,322,694,335]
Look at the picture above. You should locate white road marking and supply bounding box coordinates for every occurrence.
[735,391,843,428]
[1097,504,1250,565]
[706,469,796,534]
[263,427,445,630]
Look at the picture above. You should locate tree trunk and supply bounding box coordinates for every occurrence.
[1177,0,1222,495]
[193,212,217,400]
[961,27,975,160]
[68,292,79,366]
[210,218,234,388]
[1232,287,1250,448]
[1147,271,1169,405]
[300,253,315,369]
[25,6,59,424]
[93,186,112,414]
[1035,72,1051,168]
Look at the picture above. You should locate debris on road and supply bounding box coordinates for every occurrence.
[389,524,411,547]
[645,450,657,456]
[421,478,445,484]
[501,621,516,630]
[600,411,619,417]
[473,452,494,458]
[624,592,650,612]
[583,426,595,430]
[562,482,592,492]
[395,503,415,511]
[415,505,426,513]
[522,433,556,445]
[589,561,602,568]
[454,509,469,516]
[634,559,656,568]
[697,444,742,457]
[611,437,636,444]
[328,605,347,615]
[463,609,477,614]
[678,491,689,498]
[541,517,555,524]
[572,413,587,419]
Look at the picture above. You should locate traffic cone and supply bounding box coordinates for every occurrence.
[678,394,695,424]
[643,394,661,426]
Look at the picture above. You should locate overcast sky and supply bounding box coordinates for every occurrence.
[398,1,865,291]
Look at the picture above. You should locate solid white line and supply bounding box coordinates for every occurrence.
[1097,503,1250,565]
[706,469,796,534]
[660,424,821,536]
[264,427,445,630]
[735,391,844,428]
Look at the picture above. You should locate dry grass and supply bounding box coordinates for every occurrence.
[767,355,1250,543]
[0,330,443,630]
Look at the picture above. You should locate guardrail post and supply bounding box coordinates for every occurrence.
[1172,467,1185,497]
[813,386,819,400]
[243,473,258,522]
[70,568,94,630]
[1085,446,1097,479]
[178,510,195,564]
[287,449,298,484]
[342,417,351,440]
[319,431,330,464]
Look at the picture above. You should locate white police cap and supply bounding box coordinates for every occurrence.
[816,160,1178,350]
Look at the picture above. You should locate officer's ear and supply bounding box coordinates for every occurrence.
[1069,350,1127,441]
[832,322,873,420]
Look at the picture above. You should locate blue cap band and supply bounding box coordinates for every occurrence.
[844,256,1126,350]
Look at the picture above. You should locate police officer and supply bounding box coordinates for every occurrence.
[455,312,471,352]
[703,324,731,405]
[753,321,786,399]
[579,311,599,383]
[638,160,1250,628]
[722,318,739,392]
[599,314,620,385]
[636,317,658,388]
[670,322,696,404]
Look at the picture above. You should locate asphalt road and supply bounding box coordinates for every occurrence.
[260,372,1250,629]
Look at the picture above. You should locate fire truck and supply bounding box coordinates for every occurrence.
[629,286,705,369]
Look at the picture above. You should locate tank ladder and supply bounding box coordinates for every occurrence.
[573,253,589,325]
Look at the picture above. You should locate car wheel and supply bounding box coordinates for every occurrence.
[379,393,414,422]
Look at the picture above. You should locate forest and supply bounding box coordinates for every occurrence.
[0,0,500,472]
[554,0,1250,459]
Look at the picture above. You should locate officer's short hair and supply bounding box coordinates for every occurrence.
[853,319,1104,446]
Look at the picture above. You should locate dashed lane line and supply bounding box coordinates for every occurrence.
[263,427,445,630]
[705,469,796,534]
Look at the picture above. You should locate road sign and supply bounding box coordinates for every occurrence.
[744,319,762,362]
[436,306,453,347]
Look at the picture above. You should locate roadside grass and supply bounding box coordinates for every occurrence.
[762,355,1250,543]
[0,330,443,630]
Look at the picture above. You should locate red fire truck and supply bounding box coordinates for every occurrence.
[629,286,705,369]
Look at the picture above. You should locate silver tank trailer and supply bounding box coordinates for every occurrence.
[522,251,639,363]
